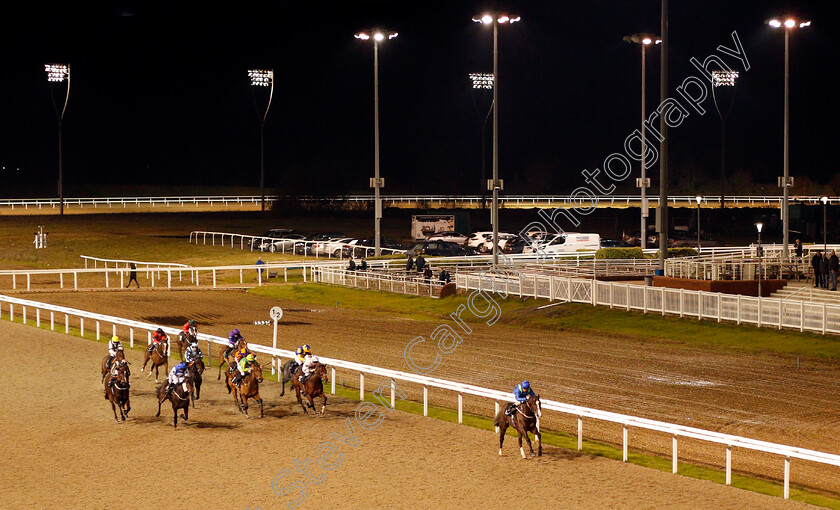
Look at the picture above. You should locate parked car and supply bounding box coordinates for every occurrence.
[426,231,468,244]
[466,231,516,253]
[406,241,477,257]
[523,232,601,254]
[600,239,631,248]
[259,233,309,253]
[672,234,724,248]
[312,237,356,257]
[250,228,293,249]
[351,238,404,257]
[310,232,347,242]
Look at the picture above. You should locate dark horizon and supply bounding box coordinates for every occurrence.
[1,0,836,197]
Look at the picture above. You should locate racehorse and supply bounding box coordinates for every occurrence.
[103,360,131,423]
[279,359,302,397]
[493,394,542,459]
[187,358,204,407]
[177,332,197,360]
[101,349,126,383]
[217,339,246,380]
[156,376,194,428]
[141,339,169,382]
[224,361,264,418]
[290,361,328,416]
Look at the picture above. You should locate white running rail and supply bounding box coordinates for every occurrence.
[1,292,837,499]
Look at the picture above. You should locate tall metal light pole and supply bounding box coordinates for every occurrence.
[473,14,519,266]
[46,63,70,216]
[356,30,398,256]
[768,17,810,259]
[695,195,702,251]
[469,73,494,206]
[711,70,738,209]
[248,69,274,213]
[821,196,828,252]
[658,0,669,271]
[756,222,763,297]
[624,34,660,249]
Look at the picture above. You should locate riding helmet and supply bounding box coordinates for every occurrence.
[232,328,240,335]
[189,319,196,326]
[156,328,164,334]
[521,381,530,390]
[246,353,256,362]
[111,336,119,342]
[303,344,312,353]
[296,346,304,356]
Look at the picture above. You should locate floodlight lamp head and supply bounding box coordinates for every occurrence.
[355,32,370,40]
[374,32,384,41]
[642,37,652,45]
[785,19,796,28]
[712,70,739,87]
[481,14,493,24]
[800,21,812,28]
[756,222,763,233]
[469,73,494,89]
[247,69,273,87]
[768,19,782,28]
[821,196,829,204]
[695,196,702,205]
[45,63,69,82]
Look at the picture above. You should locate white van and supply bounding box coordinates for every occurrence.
[523,232,600,254]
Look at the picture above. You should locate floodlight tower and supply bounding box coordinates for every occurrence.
[624,34,660,249]
[712,70,738,209]
[248,69,274,213]
[355,29,398,256]
[472,13,520,266]
[45,63,70,216]
[767,17,811,258]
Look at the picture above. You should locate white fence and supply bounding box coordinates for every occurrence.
[0,261,344,291]
[313,266,450,298]
[188,230,405,258]
[3,194,837,210]
[1,292,839,499]
[81,255,191,270]
[458,272,840,335]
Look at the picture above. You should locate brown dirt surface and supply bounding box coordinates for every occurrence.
[0,319,814,509]
[12,288,840,499]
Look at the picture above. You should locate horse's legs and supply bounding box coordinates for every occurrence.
[142,352,151,375]
[182,403,189,422]
[320,395,327,416]
[231,387,244,414]
[498,420,508,456]
[172,404,178,428]
[536,427,542,457]
[257,394,264,418]
[242,395,250,419]
[294,386,308,415]
[156,398,162,418]
[110,397,119,423]
[124,397,130,418]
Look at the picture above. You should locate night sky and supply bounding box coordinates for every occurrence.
[0,0,836,196]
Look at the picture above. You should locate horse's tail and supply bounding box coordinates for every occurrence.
[224,374,231,394]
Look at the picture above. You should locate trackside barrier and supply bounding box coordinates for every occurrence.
[1,292,839,497]
[313,267,447,298]
[187,231,405,258]
[457,272,840,335]
[81,255,190,270]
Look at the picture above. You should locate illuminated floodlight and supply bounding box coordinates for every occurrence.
[45,63,69,82]
[509,16,521,23]
[356,30,396,43]
[469,73,494,89]
[498,15,509,23]
[800,21,811,28]
[642,37,652,45]
[389,33,398,39]
[354,32,370,40]
[768,19,782,28]
[755,222,763,233]
[712,70,739,87]
[695,196,702,205]
[821,196,829,204]
[248,69,273,87]
[374,32,384,41]
[785,19,796,28]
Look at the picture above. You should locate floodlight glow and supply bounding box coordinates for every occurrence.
[642,37,652,45]
[509,16,521,23]
[45,63,69,82]
[785,19,796,28]
[768,19,782,28]
[821,196,829,204]
[498,16,509,23]
[800,21,811,28]
[712,70,739,87]
[469,73,495,89]
[374,32,384,41]
[481,14,493,24]
[756,222,763,233]
[355,32,370,40]
[389,33,398,39]
[696,196,702,205]
[248,69,273,87]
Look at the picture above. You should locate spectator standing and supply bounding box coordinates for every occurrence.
[794,239,803,259]
[347,258,356,271]
[439,269,451,285]
[821,253,830,289]
[812,250,822,288]
[423,266,432,282]
[830,250,839,291]
[406,254,414,273]
[359,258,368,270]
[415,254,426,274]
[256,256,266,277]
[126,262,140,288]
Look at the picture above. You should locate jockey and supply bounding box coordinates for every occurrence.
[107,335,123,369]
[298,355,319,383]
[164,362,188,399]
[233,343,251,364]
[232,353,257,386]
[506,380,535,415]
[292,345,311,373]
[182,319,198,338]
[184,342,202,364]
[148,328,168,354]
[224,328,244,358]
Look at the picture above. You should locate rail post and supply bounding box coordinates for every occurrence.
[726,446,732,486]
[50,311,55,330]
[458,394,463,424]
[65,314,69,333]
[784,457,790,499]
[577,417,583,451]
[130,328,134,348]
[36,308,40,327]
[27,273,31,291]
[623,425,628,462]
[331,368,336,394]
[672,436,678,474]
[22,306,27,324]
[360,373,364,401]
[423,386,428,417]
[96,321,100,340]
[213,269,217,289]
[80,317,84,338]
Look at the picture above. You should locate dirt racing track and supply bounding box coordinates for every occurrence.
[0,318,813,510]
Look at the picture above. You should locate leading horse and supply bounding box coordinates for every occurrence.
[156,376,194,428]
[493,394,542,459]
[290,362,329,416]
[217,339,246,380]
[104,360,131,423]
[177,331,198,360]
[141,339,169,382]
[224,361,264,418]
[101,349,126,383]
